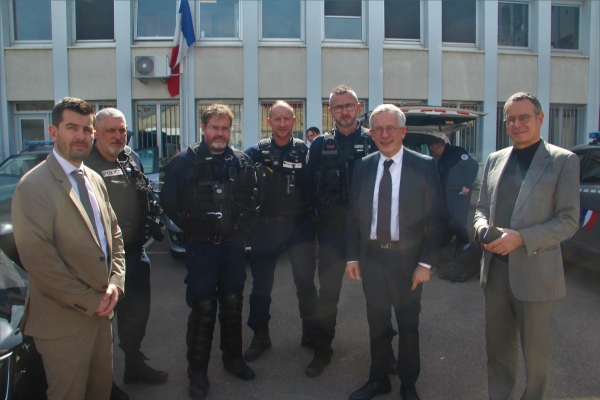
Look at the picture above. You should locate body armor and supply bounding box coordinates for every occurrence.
[257,138,309,218]
[180,143,259,242]
[87,146,150,246]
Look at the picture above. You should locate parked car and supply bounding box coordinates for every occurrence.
[561,132,600,272]
[0,141,160,267]
[0,248,47,399]
[0,142,54,266]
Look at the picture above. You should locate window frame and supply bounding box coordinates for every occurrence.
[497,0,530,50]
[259,0,305,43]
[134,101,181,160]
[383,0,423,46]
[197,0,242,42]
[322,0,365,43]
[134,0,177,41]
[71,0,115,44]
[441,0,479,48]
[550,2,582,53]
[8,0,53,44]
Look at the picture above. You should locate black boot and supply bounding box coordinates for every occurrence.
[305,345,333,377]
[187,297,217,400]
[219,293,255,381]
[123,351,168,384]
[301,319,315,348]
[243,324,271,362]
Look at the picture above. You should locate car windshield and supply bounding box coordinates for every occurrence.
[0,154,48,216]
[0,251,27,323]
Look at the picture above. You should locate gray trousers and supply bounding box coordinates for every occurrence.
[484,258,553,400]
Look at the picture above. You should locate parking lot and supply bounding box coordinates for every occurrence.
[111,237,600,400]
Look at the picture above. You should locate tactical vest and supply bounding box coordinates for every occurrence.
[315,128,372,208]
[180,143,258,240]
[86,146,145,246]
[257,137,309,217]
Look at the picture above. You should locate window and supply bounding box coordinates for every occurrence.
[384,0,420,41]
[260,101,304,140]
[261,0,301,40]
[551,5,580,50]
[135,103,180,159]
[136,0,176,39]
[498,2,528,47]
[197,102,243,150]
[548,105,586,149]
[442,102,483,158]
[12,0,52,41]
[321,100,367,134]
[442,0,476,44]
[199,0,240,39]
[13,102,53,150]
[496,105,513,150]
[579,150,600,184]
[324,0,362,41]
[75,0,114,41]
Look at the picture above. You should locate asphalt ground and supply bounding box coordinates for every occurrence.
[112,235,600,400]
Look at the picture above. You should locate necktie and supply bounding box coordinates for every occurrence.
[377,159,393,244]
[71,170,100,241]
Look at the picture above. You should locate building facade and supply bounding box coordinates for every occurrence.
[1,0,598,164]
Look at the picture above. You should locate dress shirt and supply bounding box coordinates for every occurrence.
[367,147,431,270]
[53,150,107,259]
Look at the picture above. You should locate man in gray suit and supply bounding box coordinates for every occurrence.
[474,92,580,400]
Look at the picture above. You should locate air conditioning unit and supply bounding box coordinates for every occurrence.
[134,55,170,79]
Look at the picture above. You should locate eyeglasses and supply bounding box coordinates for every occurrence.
[206,125,231,133]
[331,103,357,113]
[504,113,538,126]
[371,126,402,135]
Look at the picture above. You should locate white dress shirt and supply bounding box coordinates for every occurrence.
[53,150,108,259]
[367,147,431,270]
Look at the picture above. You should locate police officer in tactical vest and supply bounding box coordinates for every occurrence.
[428,138,479,247]
[305,85,397,378]
[86,108,167,400]
[162,104,260,400]
[244,100,318,364]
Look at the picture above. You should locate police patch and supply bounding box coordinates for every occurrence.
[283,161,302,169]
[354,144,364,149]
[461,154,469,160]
[322,150,338,155]
[101,169,123,177]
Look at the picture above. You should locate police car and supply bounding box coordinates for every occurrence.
[561,132,600,272]
[359,106,486,155]
[0,142,54,266]
[0,140,160,266]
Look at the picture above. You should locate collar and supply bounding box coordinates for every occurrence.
[53,149,84,176]
[333,121,362,138]
[378,146,404,168]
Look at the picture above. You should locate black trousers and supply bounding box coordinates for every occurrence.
[362,242,422,385]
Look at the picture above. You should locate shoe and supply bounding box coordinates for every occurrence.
[188,369,210,400]
[123,351,168,384]
[301,319,315,348]
[400,385,421,400]
[110,381,129,400]
[223,357,256,380]
[305,345,333,377]
[244,325,271,362]
[348,377,392,400]
[388,351,398,375]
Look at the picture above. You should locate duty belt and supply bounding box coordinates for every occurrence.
[369,240,401,249]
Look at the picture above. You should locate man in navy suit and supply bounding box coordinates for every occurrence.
[345,104,445,400]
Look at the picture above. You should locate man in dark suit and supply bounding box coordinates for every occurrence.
[345,104,445,400]
[475,92,580,399]
[13,97,125,400]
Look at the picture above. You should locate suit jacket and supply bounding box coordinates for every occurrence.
[345,148,445,278]
[12,152,125,339]
[474,140,580,302]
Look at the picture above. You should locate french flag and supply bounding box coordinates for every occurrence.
[166,0,196,97]
[581,209,599,233]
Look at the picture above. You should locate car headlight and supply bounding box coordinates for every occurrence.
[0,222,13,235]
[12,339,36,395]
